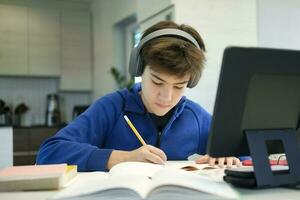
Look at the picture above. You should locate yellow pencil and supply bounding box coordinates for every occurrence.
[124,115,147,146]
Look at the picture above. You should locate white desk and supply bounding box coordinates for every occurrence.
[237,187,300,200]
[0,173,299,200]
[1,185,299,200]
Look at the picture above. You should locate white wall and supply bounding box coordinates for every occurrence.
[91,0,173,99]
[91,0,137,99]
[137,0,171,23]
[257,0,300,50]
[171,0,257,113]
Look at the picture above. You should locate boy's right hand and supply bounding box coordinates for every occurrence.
[130,145,167,164]
[106,145,167,170]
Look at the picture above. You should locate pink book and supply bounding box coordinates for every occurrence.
[0,164,77,191]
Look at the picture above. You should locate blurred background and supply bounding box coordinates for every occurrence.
[0,0,299,165]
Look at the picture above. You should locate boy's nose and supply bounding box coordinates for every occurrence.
[159,87,172,101]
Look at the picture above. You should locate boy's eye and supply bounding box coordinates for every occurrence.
[175,86,184,90]
[152,80,162,85]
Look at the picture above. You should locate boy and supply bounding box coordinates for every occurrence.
[37,21,240,171]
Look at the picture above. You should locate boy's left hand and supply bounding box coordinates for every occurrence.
[195,154,242,168]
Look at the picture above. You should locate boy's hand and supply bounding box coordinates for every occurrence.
[195,154,242,168]
[106,145,167,170]
[130,145,167,164]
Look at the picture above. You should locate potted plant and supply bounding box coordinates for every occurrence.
[110,66,134,89]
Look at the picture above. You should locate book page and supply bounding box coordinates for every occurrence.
[108,161,226,198]
[109,161,220,177]
[164,160,220,171]
[147,168,239,199]
[109,161,164,178]
[52,172,153,199]
[51,172,109,199]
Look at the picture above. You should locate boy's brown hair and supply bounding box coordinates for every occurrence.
[141,21,206,88]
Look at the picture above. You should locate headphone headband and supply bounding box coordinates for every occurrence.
[138,28,200,50]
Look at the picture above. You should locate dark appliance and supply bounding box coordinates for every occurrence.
[0,99,12,126]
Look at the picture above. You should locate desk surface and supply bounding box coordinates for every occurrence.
[1,185,299,200]
[1,172,299,200]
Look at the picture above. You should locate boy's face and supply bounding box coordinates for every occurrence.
[141,66,190,116]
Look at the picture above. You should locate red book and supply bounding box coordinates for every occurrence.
[242,159,288,166]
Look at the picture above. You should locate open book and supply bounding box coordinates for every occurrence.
[0,164,77,191]
[52,161,239,200]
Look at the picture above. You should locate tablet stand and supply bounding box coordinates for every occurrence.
[245,129,300,187]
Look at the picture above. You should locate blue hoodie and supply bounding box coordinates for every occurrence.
[36,83,212,171]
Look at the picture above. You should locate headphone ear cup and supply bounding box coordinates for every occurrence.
[187,75,200,88]
[135,55,144,77]
[129,47,139,77]
[187,80,195,88]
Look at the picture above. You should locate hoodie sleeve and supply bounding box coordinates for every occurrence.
[36,93,122,172]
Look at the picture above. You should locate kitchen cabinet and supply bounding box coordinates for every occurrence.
[28,7,61,76]
[0,3,93,90]
[0,4,28,75]
[0,5,61,77]
[60,10,92,91]
[13,127,59,166]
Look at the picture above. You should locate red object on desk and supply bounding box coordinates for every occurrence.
[242,159,288,166]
